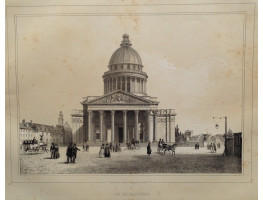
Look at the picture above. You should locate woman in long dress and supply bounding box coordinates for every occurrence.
[104,143,111,158]
[99,144,105,158]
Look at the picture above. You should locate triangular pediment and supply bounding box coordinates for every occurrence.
[85,91,158,105]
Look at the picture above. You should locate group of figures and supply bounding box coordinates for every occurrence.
[50,143,60,159]
[23,137,38,145]
[126,138,140,149]
[22,137,48,154]
[66,143,81,163]
[109,142,121,152]
[82,142,89,152]
[195,143,200,149]
[99,143,111,158]
[207,143,217,153]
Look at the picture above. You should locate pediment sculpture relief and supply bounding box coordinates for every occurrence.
[90,93,147,104]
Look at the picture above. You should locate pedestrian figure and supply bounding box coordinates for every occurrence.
[161,139,165,144]
[213,143,217,153]
[147,142,152,157]
[54,145,60,159]
[99,143,105,158]
[50,142,55,159]
[32,137,37,145]
[115,143,119,152]
[66,143,73,163]
[85,142,89,152]
[104,143,111,158]
[109,142,113,152]
[118,143,121,152]
[72,143,81,163]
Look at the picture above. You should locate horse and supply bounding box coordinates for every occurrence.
[163,144,176,155]
[158,143,176,155]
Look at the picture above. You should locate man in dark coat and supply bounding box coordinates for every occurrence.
[50,143,55,159]
[72,143,81,163]
[54,145,60,159]
[66,143,73,163]
[213,143,217,153]
[147,142,152,157]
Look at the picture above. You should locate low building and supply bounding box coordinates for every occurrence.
[19,111,72,146]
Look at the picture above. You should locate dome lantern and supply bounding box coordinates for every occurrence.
[103,34,148,96]
[120,34,132,47]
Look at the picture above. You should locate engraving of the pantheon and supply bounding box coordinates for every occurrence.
[81,34,176,144]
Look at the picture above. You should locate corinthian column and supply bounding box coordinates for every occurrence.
[134,110,139,141]
[123,110,127,143]
[147,110,153,142]
[154,112,158,142]
[88,111,93,142]
[99,110,104,142]
[111,110,115,142]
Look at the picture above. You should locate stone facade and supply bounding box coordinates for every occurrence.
[80,34,176,144]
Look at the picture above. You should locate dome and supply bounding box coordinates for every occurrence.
[103,34,148,96]
[109,34,142,66]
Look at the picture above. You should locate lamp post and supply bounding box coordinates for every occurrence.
[213,116,227,156]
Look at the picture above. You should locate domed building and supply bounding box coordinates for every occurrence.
[80,34,176,144]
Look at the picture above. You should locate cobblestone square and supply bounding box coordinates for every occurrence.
[20,145,241,174]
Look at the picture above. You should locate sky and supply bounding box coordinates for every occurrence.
[16,13,245,135]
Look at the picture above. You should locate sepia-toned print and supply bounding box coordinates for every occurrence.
[6,1,258,200]
[19,33,242,174]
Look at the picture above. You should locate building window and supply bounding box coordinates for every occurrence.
[113,78,116,91]
[137,78,140,92]
[127,77,130,92]
[96,133,100,139]
[109,78,112,92]
[127,64,130,70]
[122,77,125,91]
[117,77,121,90]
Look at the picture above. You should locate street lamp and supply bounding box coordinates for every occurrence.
[213,116,227,156]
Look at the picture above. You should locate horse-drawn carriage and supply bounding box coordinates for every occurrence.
[22,139,48,154]
[157,143,176,155]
